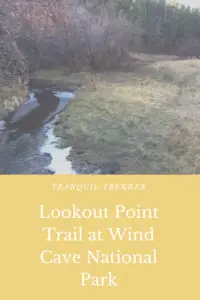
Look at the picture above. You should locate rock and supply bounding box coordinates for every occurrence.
[99,162,121,174]
[42,152,52,160]
[32,168,55,174]
[76,161,121,174]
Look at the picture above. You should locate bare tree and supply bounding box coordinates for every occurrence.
[1,0,138,73]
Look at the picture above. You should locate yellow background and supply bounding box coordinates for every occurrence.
[1,175,199,299]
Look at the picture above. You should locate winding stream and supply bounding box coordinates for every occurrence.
[0,89,75,174]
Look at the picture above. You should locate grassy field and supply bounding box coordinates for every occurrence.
[33,57,200,173]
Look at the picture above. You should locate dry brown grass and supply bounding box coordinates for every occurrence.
[0,84,27,118]
[36,58,200,173]
[130,52,180,62]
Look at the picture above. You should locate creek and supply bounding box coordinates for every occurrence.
[0,87,75,174]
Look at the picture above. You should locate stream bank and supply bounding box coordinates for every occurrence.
[0,88,76,174]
